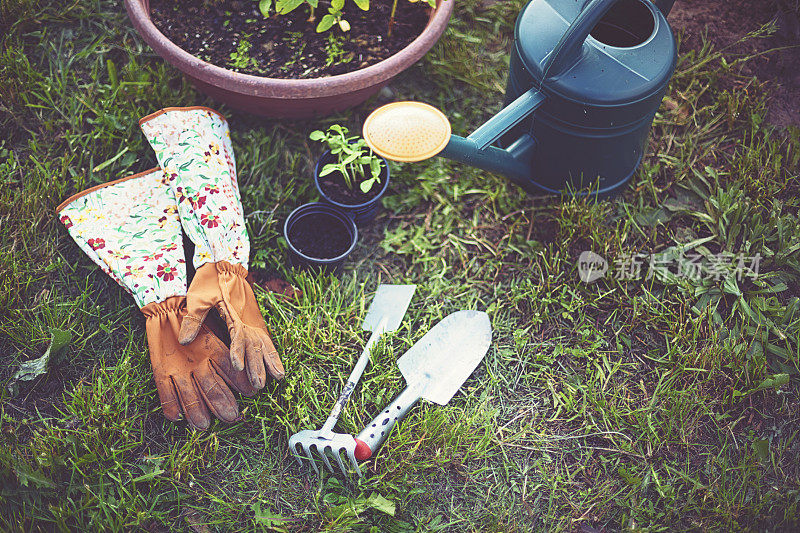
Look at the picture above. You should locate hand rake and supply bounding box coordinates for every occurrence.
[288,284,416,477]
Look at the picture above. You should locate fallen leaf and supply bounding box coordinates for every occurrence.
[10,328,72,391]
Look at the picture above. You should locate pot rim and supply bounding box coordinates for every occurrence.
[124,0,454,98]
[284,202,358,264]
[314,149,391,209]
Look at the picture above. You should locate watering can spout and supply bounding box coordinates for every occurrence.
[443,87,546,188]
[439,134,537,190]
[362,99,542,191]
[465,88,545,151]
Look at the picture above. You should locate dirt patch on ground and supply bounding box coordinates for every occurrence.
[668,0,800,128]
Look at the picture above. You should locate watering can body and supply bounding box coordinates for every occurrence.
[494,0,677,196]
[362,0,678,198]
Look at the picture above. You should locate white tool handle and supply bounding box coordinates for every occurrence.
[353,385,422,461]
[320,316,389,435]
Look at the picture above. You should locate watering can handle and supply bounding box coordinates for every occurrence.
[462,0,620,151]
[541,0,620,77]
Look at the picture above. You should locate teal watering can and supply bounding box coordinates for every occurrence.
[363,0,677,197]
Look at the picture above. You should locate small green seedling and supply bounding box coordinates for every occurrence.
[325,33,353,66]
[310,125,384,193]
[316,0,368,32]
[229,35,256,70]
[317,0,346,32]
[263,0,369,33]
[272,0,319,25]
[258,0,272,17]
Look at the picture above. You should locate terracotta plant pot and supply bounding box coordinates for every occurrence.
[124,0,454,119]
[314,148,390,226]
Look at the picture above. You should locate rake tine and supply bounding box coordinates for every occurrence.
[316,444,335,473]
[322,446,336,474]
[345,447,362,478]
[288,437,305,467]
[332,448,348,476]
[302,443,320,474]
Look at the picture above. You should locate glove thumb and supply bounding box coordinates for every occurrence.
[177,303,205,345]
[178,263,223,345]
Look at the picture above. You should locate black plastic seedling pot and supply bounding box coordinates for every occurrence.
[314,149,390,226]
[284,202,358,274]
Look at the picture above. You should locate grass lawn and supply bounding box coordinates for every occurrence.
[2,0,800,530]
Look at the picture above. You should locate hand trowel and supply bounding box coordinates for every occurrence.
[353,310,493,461]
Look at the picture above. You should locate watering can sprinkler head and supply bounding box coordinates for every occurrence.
[364,0,678,198]
[362,102,451,163]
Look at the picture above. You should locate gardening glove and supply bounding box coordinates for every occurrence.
[139,107,284,390]
[57,168,255,430]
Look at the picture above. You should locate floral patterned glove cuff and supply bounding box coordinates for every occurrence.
[57,168,187,308]
[139,107,250,271]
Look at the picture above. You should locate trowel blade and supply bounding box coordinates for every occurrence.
[396,310,492,406]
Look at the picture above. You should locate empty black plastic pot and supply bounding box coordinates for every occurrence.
[284,202,358,274]
[314,149,390,226]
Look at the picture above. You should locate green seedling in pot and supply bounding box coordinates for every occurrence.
[316,0,360,32]
[310,124,384,194]
[261,0,369,33]
[257,0,273,17]
[229,35,256,70]
[325,33,353,66]
[263,0,319,24]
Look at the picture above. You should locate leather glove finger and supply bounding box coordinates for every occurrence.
[209,358,257,398]
[170,374,213,430]
[153,375,183,423]
[193,363,240,423]
[217,301,247,373]
[243,330,268,390]
[251,326,284,380]
[217,298,284,383]
[202,323,258,397]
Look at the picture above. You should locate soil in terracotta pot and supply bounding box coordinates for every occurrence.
[319,167,384,204]
[148,0,432,79]
[288,213,352,258]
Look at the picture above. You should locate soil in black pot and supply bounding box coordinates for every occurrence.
[319,168,383,205]
[149,0,431,79]
[288,213,352,258]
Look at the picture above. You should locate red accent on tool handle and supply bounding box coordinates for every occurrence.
[354,438,372,461]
